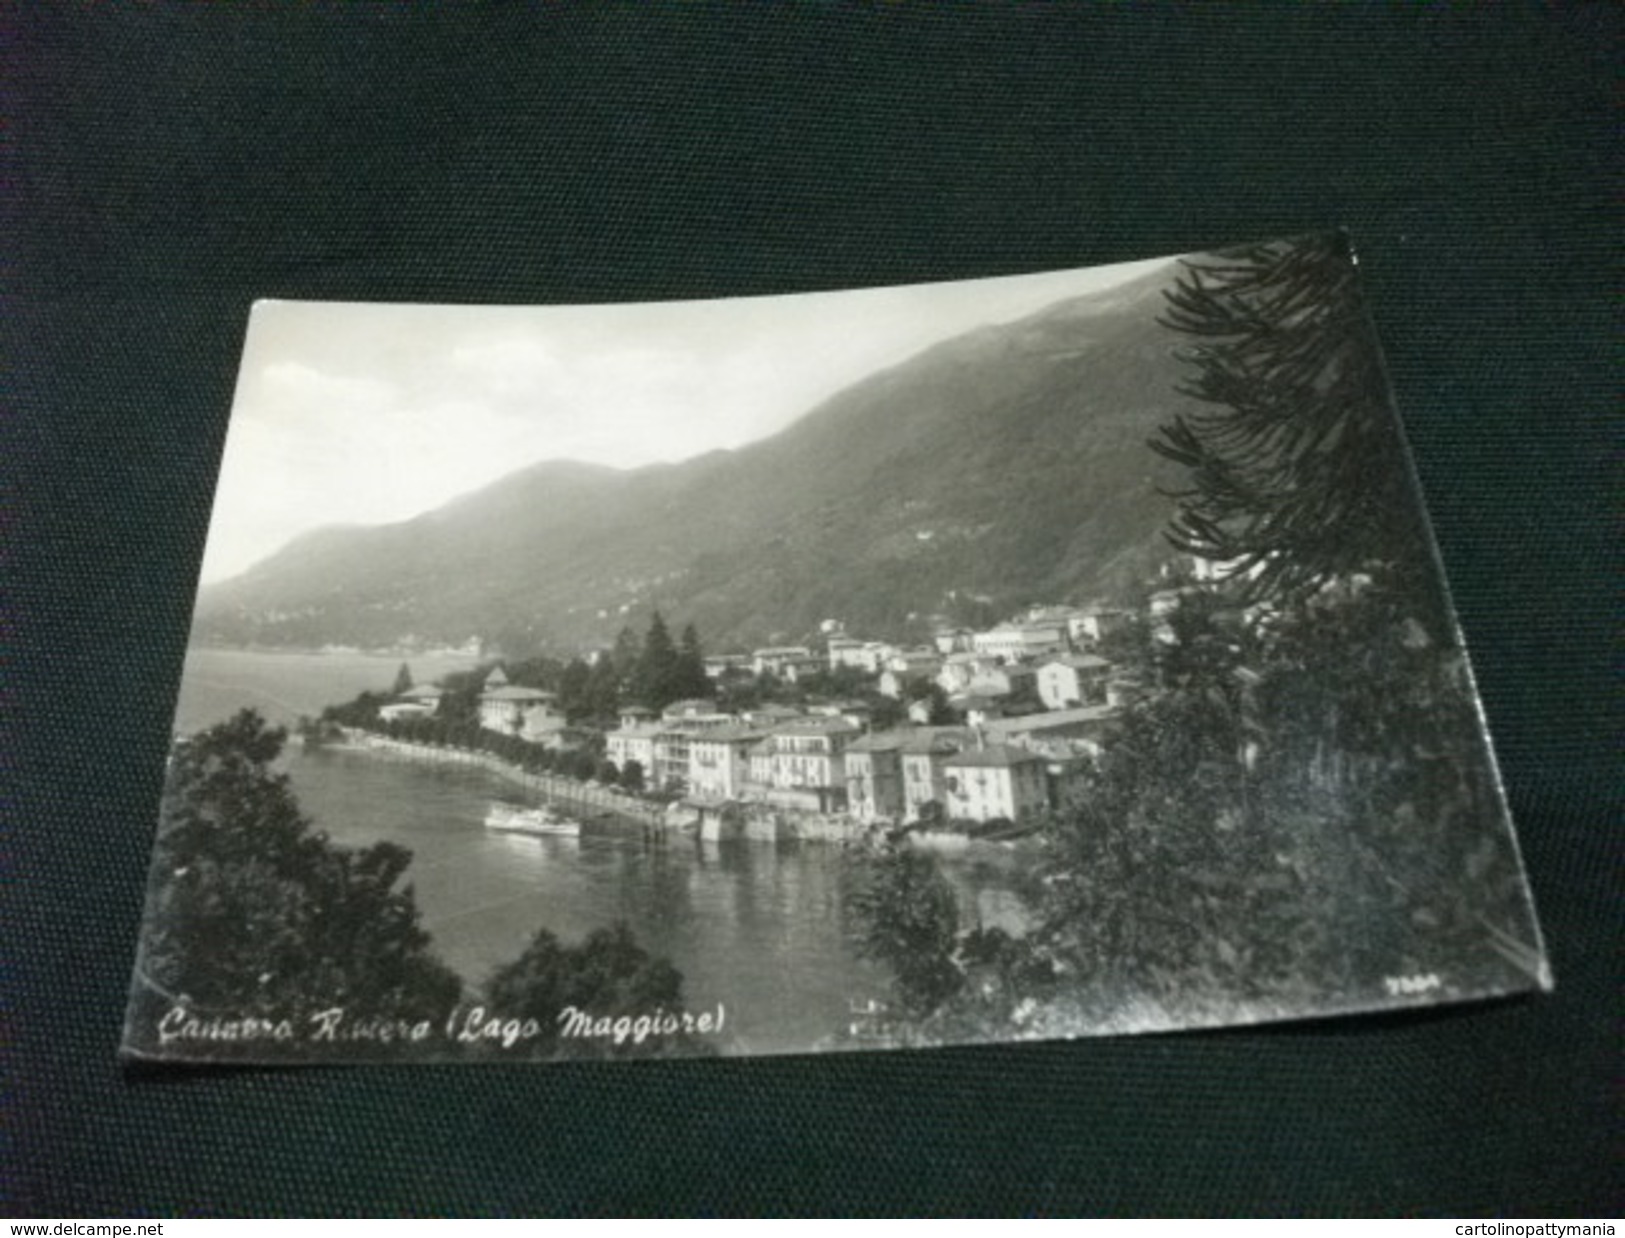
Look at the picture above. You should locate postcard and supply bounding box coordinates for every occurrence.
[121,233,1550,1064]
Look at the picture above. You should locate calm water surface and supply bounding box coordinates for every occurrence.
[174,647,480,734]
[288,747,903,1054]
[172,647,1037,1055]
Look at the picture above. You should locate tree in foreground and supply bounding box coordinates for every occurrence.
[482,923,712,1059]
[125,710,461,1056]
[845,842,965,1018]
[842,241,1544,1042]
[1150,234,1428,606]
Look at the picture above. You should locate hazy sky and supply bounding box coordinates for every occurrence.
[202,254,1175,583]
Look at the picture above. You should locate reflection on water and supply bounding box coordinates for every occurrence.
[288,747,899,1055]
[173,648,1042,1053]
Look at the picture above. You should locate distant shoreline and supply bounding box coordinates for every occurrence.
[174,646,484,735]
[189,643,482,660]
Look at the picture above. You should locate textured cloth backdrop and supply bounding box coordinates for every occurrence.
[7,4,1619,1217]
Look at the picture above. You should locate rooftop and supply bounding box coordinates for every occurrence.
[773,716,862,737]
[744,705,806,722]
[663,698,720,716]
[847,732,910,753]
[692,724,774,744]
[1041,654,1113,671]
[949,693,1005,711]
[986,704,1119,735]
[899,728,972,756]
[945,743,1046,769]
[481,686,556,702]
[609,724,664,740]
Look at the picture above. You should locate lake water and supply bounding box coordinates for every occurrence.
[174,647,483,735]
[167,647,1038,1055]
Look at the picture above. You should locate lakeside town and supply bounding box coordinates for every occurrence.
[128,239,1551,1065]
[315,557,1246,847]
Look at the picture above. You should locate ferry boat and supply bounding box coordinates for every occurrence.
[484,802,580,837]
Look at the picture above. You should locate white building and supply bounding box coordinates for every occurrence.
[661,699,729,725]
[752,646,815,677]
[379,701,435,723]
[634,704,737,794]
[703,654,752,679]
[754,717,861,813]
[826,637,866,670]
[965,663,1038,702]
[399,684,444,713]
[741,704,805,728]
[936,651,996,696]
[844,732,910,824]
[970,621,1069,663]
[478,686,563,740]
[942,743,1049,823]
[885,646,942,678]
[688,724,773,803]
[780,656,826,684]
[1035,654,1113,710]
[828,639,896,675]
[1067,607,1135,645]
[606,725,660,780]
[899,728,972,822]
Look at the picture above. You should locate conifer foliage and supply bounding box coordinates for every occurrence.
[1151,234,1424,604]
[629,610,710,710]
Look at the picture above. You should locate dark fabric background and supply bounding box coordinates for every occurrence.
[6,3,1619,1218]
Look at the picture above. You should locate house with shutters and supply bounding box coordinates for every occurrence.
[687,724,774,803]
[942,742,1050,823]
[898,727,973,822]
[752,716,862,813]
[606,724,660,782]
[844,731,910,824]
[647,706,735,794]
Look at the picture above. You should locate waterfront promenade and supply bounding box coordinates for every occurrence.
[326,728,670,830]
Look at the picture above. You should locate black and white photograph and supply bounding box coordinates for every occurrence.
[120,234,1550,1065]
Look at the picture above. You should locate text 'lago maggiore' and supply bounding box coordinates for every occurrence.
[154,1003,726,1051]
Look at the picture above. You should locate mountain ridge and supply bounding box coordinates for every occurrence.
[195,265,1200,653]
